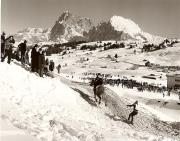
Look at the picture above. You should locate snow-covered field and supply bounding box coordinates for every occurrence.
[47,42,180,88]
[1,62,180,141]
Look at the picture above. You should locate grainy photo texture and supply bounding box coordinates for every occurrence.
[1,0,180,141]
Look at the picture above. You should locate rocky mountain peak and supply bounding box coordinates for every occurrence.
[49,11,93,42]
[58,11,72,23]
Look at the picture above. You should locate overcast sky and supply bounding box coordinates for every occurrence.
[1,0,180,38]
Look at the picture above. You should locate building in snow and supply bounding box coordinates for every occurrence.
[166,72,180,89]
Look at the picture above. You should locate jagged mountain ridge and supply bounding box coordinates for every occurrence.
[50,11,93,42]
[14,11,162,44]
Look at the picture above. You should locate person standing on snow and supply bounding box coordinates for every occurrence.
[1,36,15,64]
[25,49,30,65]
[31,44,38,72]
[1,32,6,59]
[49,60,55,72]
[57,64,61,74]
[18,40,27,64]
[37,48,45,77]
[44,58,49,75]
[127,101,138,124]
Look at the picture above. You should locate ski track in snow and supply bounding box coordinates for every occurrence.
[0,62,180,141]
[59,75,180,140]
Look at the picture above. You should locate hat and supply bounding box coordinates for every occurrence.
[134,101,138,105]
[34,44,38,47]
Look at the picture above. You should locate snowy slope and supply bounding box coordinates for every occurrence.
[110,16,141,37]
[110,16,163,41]
[1,62,178,141]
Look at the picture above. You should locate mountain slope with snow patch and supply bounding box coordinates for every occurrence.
[110,16,141,37]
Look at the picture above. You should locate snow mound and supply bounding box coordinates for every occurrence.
[110,16,141,36]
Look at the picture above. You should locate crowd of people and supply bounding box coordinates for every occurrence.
[80,72,167,94]
[1,32,61,77]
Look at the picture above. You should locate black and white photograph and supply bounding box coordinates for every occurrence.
[1,0,180,141]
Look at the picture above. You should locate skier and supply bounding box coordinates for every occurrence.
[127,101,138,124]
[18,40,27,64]
[92,73,104,103]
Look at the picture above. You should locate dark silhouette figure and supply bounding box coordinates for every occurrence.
[1,36,15,64]
[49,60,55,72]
[44,58,49,75]
[1,32,6,58]
[127,101,138,124]
[37,49,45,77]
[31,44,38,72]
[57,64,61,74]
[90,73,104,104]
[18,40,27,64]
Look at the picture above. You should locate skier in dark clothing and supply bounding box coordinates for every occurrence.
[127,101,138,124]
[18,40,27,64]
[93,73,103,98]
[1,36,15,64]
[31,44,38,72]
[1,32,6,58]
[37,49,45,77]
[90,73,105,104]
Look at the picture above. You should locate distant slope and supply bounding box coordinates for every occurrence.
[14,27,51,44]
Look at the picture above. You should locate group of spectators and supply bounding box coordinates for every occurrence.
[1,32,61,77]
[80,72,168,94]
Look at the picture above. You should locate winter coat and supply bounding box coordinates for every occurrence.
[5,37,15,50]
[94,77,103,87]
[1,35,6,53]
[18,43,27,54]
[49,61,55,71]
[1,35,5,44]
[38,53,45,69]
[31,47,38,69]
